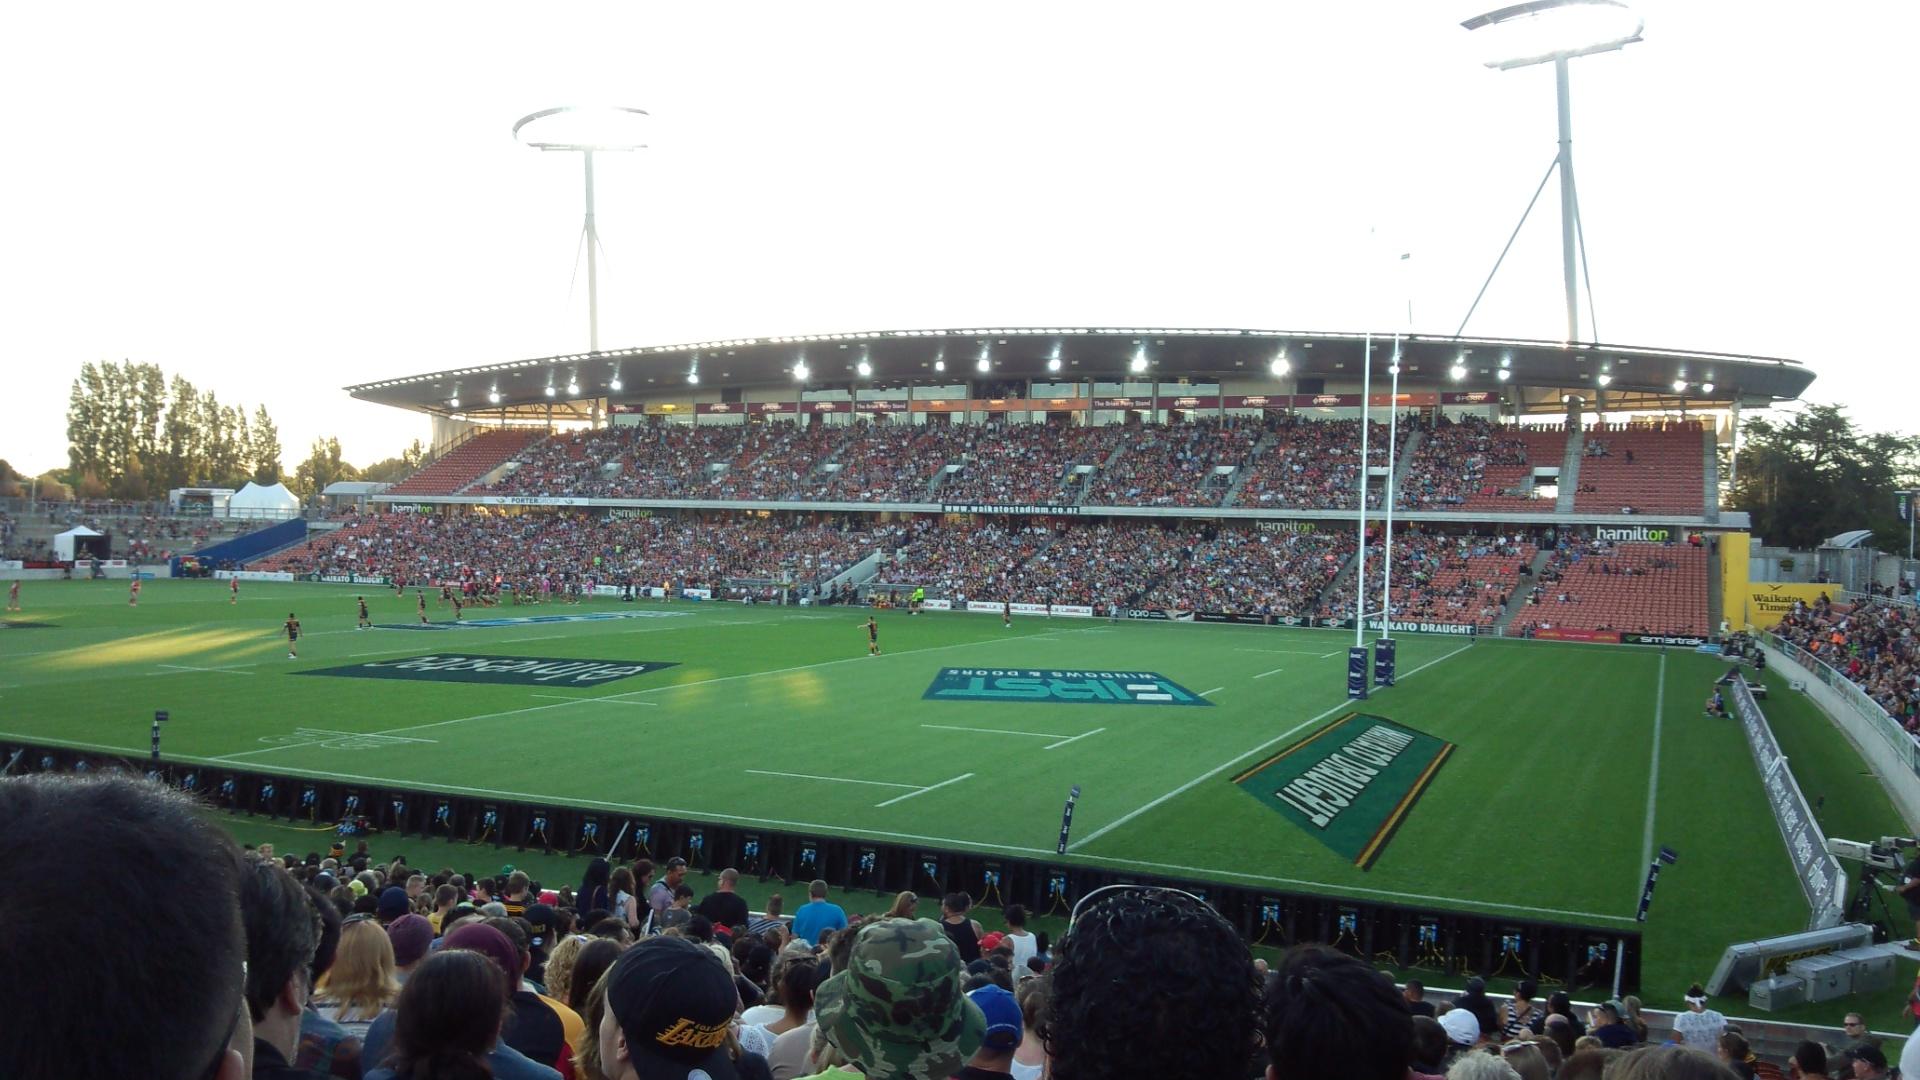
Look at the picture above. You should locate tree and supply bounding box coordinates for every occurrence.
[1730,404,1920,550]
[249,405,283,485]
[291,437,360,499]
[359,439,427,485]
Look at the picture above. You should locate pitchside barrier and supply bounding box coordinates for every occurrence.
[1728,677,1848,930]
[3,740,1642,990]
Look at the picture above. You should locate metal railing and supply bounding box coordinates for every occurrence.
[1754,627,1920,778]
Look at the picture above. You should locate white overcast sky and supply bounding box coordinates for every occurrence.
[2,1,1912,476]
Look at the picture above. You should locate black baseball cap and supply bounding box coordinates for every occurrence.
[524,903,557,952]
[605,936,739,1080]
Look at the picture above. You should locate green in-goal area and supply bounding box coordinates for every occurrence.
[1,578,1910,1023]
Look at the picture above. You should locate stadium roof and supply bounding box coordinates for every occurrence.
[345,327,1815,422]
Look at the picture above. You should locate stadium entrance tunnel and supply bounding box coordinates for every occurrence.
[4,740,1642,991]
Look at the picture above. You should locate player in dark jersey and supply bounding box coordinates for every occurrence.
[440,583,452,607]
[356,595,371,630]
[284,613,301,659]
[1003,599,1012,629]
[451,593,464,621]
[862,615,880,656]
[417,589,428,624]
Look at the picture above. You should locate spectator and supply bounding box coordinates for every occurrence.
[811,917,985,1079]
[1404,979,1436,1017]
[1851,1045,1890,1080]
[1611,1045,1742,1080]
[1410,1016,1449,1079]
[525,903,560,984]
[365,949,510,1080]
[0,775,254,1080]
[956,984,1022,1079]
[315,916,400,1036]
[1439,1010,1481,1062]
[428,885,461,934]
[579,859,613,920]
[1040,887,1260,1080]
[1789,1041,1827,1079]
[791,880,848,947]
[545,935,589,1011]
[362,922,562,1080]
[610,867,644,934]
[1501,1042,1552,1080]
[648,858,689,924]
[1001,904,1038,979]
[1588,1001,1635,1049]
[939,892,985,964]
[1501,978,1543,1038]
[1547,992,1587,1038]
[298,882,367,1080]
[1453,976,1500,1041]
[1261,944,1411,1080]
[378,886,412,926]
[1444,1055,1520,1080]
[567,939,626,1020]
[240,852,323,1080]
[747,894,787,940]
[599,936,758,1080]
[884,891,919,920]
[1010,975,1048,1080]
[1672,985,1726,1055]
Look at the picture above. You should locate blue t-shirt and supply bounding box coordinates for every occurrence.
[790,899,848,945]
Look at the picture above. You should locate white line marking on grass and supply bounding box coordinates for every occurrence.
[1044,727,1106,750]
[1070,639,1476,853]
[153,664,257,676]
[0,728,1636,924]
[1640,651,1667,887]
[1252,666,1287,679]
[1320,650,1346,658]
[1235,648,1333,656]
[532,694,657,706]
[922,724,1073,739]
[500,634,569,643]
[875,772,975,808]
[1199,687,1224,697]
[745,769,919,789]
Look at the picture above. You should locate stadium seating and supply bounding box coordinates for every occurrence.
[1571,422,1709,516]
[1775,596,1920,725]
[1397,417,1568,512]
[1232,417,1408,510]
[1511,539,1709,636]
[1344,532,1536,629]
[388,429,546,496]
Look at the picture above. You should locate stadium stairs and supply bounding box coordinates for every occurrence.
[1076,442,1132,506]
[1556,428,1583,512]
[1703,425,1721,522]
[1220,427,1281,507]
[1493,549,1551,634]
[388,428,545,497]
[1385,425,1424,508]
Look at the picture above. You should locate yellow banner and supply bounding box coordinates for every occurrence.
[1746,583,1834,625]
[1721,532,1750,629]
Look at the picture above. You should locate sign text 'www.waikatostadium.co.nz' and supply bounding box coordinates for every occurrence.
[295,654,677,687]
[921,668,1212,706]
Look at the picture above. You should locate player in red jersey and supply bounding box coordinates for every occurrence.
[230,577,240,605]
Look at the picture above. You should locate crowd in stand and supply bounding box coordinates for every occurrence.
[1136,527,1354,615]
[1339,531,1534,628]
[936,423,1127,506]
[13,771,1904,1080]
[256,512,912,592]
[1081,419,1261,507]
[1774,595,1920,728]
[1397,416,1533,510]
[1236,416,1407,510]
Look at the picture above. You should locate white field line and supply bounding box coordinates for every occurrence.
[0,728,1635,924]
[921,724,1072,739]
[1199,687,1225,696]
[1252,667,1287,679]
[875,772,975,808]
[1320,650,1346,658]
[151,664,258,676]
[1235,648,1336,656]
[1069,640,1477,852]
[1044,727,1107,750]
[744,769,917,790]
[1639,651,1667,896]
[532,694,657,706]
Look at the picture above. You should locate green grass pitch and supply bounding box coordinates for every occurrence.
[1,578,1910,1021]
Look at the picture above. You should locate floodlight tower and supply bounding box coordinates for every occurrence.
[1458,0,1643,344]
[512,106,650,355]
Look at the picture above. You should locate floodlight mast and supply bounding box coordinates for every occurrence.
[512,106,650,356]
[1459,0,1643,344]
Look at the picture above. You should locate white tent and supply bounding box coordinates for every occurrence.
[227,481,301,519]
[52,525,103,562]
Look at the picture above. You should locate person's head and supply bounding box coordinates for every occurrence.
[1610,1045,1743,1080]
[1560,1049,1613,1080]
[321,916,399,1015]
[1501,1041,1551,1080]
[1592,1001,1621,1028]
[600,936,741,1080]
[1852,1045,1888,1077]
[1445,1055,1521,1080]
[1687,984,1711,1013]
[238,849,322,1060]
[570,937,626,1017]
[886,890,919,919]
[1004,903,1028,929]
[592,918,636,944]
[1843,1013,1867,1037]
[1042,888,1260,1080]
[1404,979,1426,1002]
[967,984,1023,1067]
[1513,978,1538,1005]
[611,866,637,898]
[545,934,587,1006]
[814,918,985,1080]
[377,885,411,924]
[506,870,530,898]
[444,922,523,992]
[433,883,459,913]
[1262,945,1412,1080]
[663,857,688,886]
[1717,1031,1749,1064]
[1547,991,1574,1017]
[942,891,973,916]
[777,956,821,1018]
[388,949,510,1080]
[582,857,612,893]
[481,916,531,978]
[673,884,696,909]
[387,913,434,972]
[1545,1013,1577,1059]
[405,873,427,899]
[764,893,783,917]
[0,776,251,1080]
[809,878,829,900]
[1439,1007,1481,1050]
[1790,1041,1826,1078]
[632,858,654,888]
[1411,1016,1448,1068]
[716,867,739,892]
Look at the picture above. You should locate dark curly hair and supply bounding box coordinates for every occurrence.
[1038,888,1260,1080]
[1261,945,1412,1080]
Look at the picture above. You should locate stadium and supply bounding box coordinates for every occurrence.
[6,5,1920,1079]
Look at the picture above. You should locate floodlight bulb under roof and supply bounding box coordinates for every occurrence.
[1672,379,1688,392]
[976,357,991,373]
[567,381,580,395]
[1047,357,1062,373]
[1596,372,1613,387]
[688,372,699,385]
[1129,355,1149,374]
[609,378,623,391]
[934,359,946,373]
[1449,363,1468,382]
[794,363,810,381]
[544,385,556,397]
[856,360,872,377]
[1496,368,1511,382]
[1270,358,1290,377]
[488,391,501,404]
[449,397,460,408]
[1701,381,1715,394]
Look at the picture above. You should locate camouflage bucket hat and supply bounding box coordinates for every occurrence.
[814,917,986,1080]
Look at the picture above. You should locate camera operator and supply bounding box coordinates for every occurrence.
[1897,851,1920,950]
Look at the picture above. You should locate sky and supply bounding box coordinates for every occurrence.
[2,1,1913,477]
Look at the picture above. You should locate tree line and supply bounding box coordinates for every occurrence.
[1729,403,1920,552]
